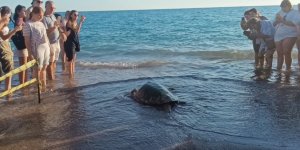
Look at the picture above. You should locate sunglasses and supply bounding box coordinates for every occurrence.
[74,14,79,17]
[36,1,43,4]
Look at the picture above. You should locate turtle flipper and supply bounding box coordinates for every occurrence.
[169,101,186,107]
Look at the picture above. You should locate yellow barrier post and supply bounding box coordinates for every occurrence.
[0,59,41,103]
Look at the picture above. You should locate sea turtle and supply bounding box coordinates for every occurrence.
[130,82,186,110]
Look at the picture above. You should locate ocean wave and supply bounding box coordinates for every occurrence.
[77,60,171,69]
[125,49,255,59]
[125,48,299,60]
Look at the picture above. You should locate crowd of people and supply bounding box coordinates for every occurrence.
[0,0,86,93]
[241,0,300,71]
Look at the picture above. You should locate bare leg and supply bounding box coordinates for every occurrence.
[265,49,275,69]
[47,62,54,80]
[282,37,297,71]
[53,60,57,80]
[275,41,284,70]
[63,54,67,73]
[40,65,47,92]
[18,57,26,84]
[258,51,264,69]
[18,56,28,84]
[24,57,28,82]
[296,38,300,67]
[5,76,11,91]
[254,52,259,67]
[60,40,66,72]
[68,61,73,79]
[73,54,76,73]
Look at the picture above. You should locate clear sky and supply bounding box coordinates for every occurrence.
[0,0,299,12]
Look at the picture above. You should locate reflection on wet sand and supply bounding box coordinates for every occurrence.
[247,69,300,148]
[251,68,297,85]
[251,69,272,81]
[0,77,85,149]
[47,125,130,149]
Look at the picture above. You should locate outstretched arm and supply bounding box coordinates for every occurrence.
[77,16,86,33]
[0,26,22,41]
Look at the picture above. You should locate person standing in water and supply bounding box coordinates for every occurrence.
[274,0,300,71]
[247,18,276,69]
[12,5,29,84]
[241,8,268,68]
[23,6,50,92]
[60,11,70,73]
[296,3,300,67]
[0,6,22,92]
[43,1,61,80]
[64,10,85,79]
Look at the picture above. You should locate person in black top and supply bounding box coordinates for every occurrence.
[12,5,28,84]
[64,10,85,79]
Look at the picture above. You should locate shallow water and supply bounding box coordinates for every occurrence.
[1,6,300,149]
[1,59,300,149]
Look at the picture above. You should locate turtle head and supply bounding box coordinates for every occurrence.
[131,89,138,98]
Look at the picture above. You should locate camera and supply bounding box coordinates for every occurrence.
[243,30,251,36]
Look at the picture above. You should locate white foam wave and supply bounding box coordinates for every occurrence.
[77,60,170,69]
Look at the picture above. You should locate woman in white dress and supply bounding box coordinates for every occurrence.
[274,0,300,71]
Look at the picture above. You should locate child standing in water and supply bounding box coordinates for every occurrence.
[23,7,50,92]
[64,10,85,79]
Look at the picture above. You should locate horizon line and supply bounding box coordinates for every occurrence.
[62,4,279,13]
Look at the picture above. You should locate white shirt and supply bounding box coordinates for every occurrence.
[274,10,300,42]
[0,26,9,42]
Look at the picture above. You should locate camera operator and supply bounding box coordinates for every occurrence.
[240,8,268,68]
[247,18,275,69]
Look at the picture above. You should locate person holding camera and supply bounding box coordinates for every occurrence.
[64,10,85,79]
[0,6,22,91]
[43,1,61,80]
[241,8,268,68]
[12,5,28,85]
[247,18,276,69]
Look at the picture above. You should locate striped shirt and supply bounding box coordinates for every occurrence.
[23,20,48,51]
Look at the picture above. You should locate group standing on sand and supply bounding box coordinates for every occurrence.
[241,0,300,71]
[0,0,86,93]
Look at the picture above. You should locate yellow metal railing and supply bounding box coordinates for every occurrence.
[0,59,41,103]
